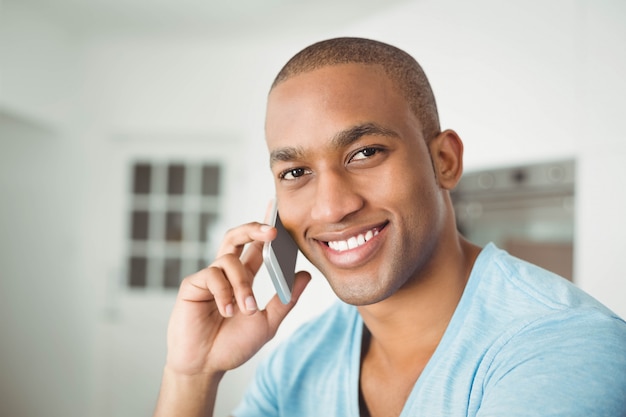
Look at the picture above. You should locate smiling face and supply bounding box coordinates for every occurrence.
[265,63,450,306]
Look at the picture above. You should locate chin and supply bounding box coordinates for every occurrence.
[329,280,395,306]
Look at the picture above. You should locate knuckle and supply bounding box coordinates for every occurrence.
[203,269,233,296]
[212,283,233,298]
[217,252,239,264]
[178,275,193,290]
[213,254,245,278]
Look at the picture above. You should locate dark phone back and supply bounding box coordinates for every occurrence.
[272,211,299,291]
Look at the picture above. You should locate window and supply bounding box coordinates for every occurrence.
[126,161,222,289]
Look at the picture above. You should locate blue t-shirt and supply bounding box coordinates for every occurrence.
[233,244,626,416]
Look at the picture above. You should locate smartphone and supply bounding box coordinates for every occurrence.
[263,200,299,304]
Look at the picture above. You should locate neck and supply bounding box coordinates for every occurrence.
[357,236,480,365]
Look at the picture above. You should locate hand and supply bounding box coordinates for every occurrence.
[164,222,311,377]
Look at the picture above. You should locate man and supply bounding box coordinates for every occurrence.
[154,38,626,416]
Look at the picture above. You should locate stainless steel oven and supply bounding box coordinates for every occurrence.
[452,159,575,281]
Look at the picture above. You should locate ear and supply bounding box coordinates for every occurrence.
[428,129,464,190]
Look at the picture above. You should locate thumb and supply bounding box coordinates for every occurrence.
[265,271,312,335]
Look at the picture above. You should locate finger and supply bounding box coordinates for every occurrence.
[185,266,236,317]
[177,274,213,303]
[239,240,267,279]
[192,264,234,317]
[217,222,276,258]
[211,253,259,315]
[264,271,312,335]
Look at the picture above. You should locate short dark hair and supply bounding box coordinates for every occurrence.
[271,37,441,141]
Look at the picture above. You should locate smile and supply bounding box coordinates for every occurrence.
[327,227,380,252]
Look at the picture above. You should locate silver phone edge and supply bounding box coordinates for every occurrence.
[263,241,292,304]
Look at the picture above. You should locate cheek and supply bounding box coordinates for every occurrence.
[385,163,442,228]
[368,159,428,203]
[276,196,308,238]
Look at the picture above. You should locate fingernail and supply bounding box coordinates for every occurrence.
[245,296,258,311]
[224,303,234,317]
[260,224,272,232]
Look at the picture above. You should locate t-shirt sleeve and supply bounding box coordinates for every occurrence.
[476,309,626,416]
[231,352,280,417]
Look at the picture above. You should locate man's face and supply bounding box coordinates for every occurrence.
[265,63,447,305]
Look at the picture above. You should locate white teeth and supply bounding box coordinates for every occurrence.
[328,229,379,252]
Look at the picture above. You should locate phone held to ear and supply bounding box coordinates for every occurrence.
[263,200,299,304]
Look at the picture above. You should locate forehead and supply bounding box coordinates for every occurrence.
[265,63,416,151]
[267,63,397,117]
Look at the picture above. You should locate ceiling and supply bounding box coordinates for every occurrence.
[12,0,410,37]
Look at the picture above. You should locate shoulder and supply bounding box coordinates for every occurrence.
[479,308,626,415]
[473,243,618,317]
[479,245,626,384]
[461,245,626,414]
[490,307,626,365]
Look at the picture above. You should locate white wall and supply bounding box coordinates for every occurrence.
[1,1,625,416]
[0,4,94,417]
[0,2,80,127]
[0,114,92,416]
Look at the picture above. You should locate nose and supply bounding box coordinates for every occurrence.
[310,169,364,223]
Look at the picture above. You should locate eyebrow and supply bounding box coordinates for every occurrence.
[269,122,399,167]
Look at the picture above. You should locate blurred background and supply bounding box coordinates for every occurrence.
[1,0,625,416]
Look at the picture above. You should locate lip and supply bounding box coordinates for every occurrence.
[314,221,388,268]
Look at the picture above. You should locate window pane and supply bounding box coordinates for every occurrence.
[129,257,147,287]
[167,164,185,195]
[165,211,183,241]
[133,163,151,194]
[199,212,217,242]
[163,258,181,288]
[131,211,149,240]
[201,164,220,196]
[198,258,208,271]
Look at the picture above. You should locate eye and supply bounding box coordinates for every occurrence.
[279,167,310,180]
[350,147,381,162]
